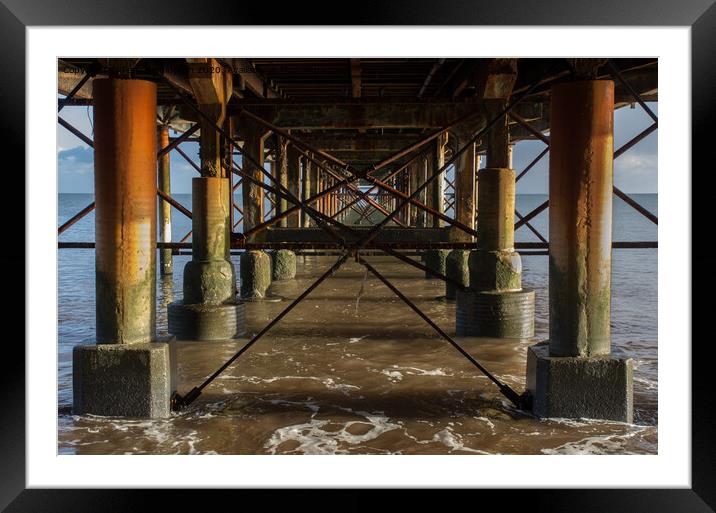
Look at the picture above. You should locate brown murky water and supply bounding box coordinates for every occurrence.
[58,255,657,455]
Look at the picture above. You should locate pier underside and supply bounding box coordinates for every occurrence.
[58,57,658,430]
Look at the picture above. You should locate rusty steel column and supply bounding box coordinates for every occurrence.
[333,179,339,218]
[485,99,510,169]
[183,178,235,302]
[423,149,436,229]
[432,132,448,227]
[268,157,276,216]
[272,135,296,278]
[456,97,534,334]
[333,181,339,218]
[457,166,534,335]
[300,156,310,228]
[408,161,419,227]
[168,109,246,340]
[157,125,173,276]
[318,173,326,215]
[287,145,301,227]
[73,78,172,418]
[93,79,157,345]
[240,117,267,231]
[452,129,476,242]
[549,81,614,357]
[308,157,319,220]
[527,79,632,423]
[422,149,450,279]
[199,108,223,178]
[224,116,235,229]
[415,158,427,228]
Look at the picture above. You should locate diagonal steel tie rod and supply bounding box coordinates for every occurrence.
[354,66,558,250]
[171,253,350,410]
[156,70,348,250]
[357,257,528,410]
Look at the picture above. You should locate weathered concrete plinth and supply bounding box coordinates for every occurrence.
[75,78,171,418]
[73,342,173,417]
[240,250,272,299]
[456,288,535,338]
[272,249,297,281]
[168,301,246,341]
[526,342,634,423]
[445,249,470,300]
[169,177,244,341]
[183,259,236,305]
[424,249,450,279]
[458,249,534,338]
[469,249,522,292]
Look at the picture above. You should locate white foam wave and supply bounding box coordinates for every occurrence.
[375,365,450,382]
[263,408,401,455]
[430,427,491,454]
[541,427,650,455]
[219,375,360,394]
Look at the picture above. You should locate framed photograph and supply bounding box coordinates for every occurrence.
[5,0,714,510]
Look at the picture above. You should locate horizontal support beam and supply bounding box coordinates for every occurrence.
[287,134,422,152]
[58,240,657,250]
[232,103,484,129]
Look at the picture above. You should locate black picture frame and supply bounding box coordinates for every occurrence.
[3,1,714,510]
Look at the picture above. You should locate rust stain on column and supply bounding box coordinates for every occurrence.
[191,177,231,262]
[319,175,326,215]
[287,145,301,227]
[432,133,448,227]
[477,167,515,251]
[182,176,236,305]
[276,136,289,226]
[241,118,265,230]
[453,132,476,242]
[300,157,311,227]
[199,108,223,178]
[93,78,157,344]
[549,80,614,357]
[308,159,319,222]
[409,161,419,226]
[485,99,510,169]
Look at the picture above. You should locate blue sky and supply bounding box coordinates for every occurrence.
[58,102,657,194]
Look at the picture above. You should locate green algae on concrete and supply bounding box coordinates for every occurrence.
[240,250,272,299]
[183,259,236,305]
[424,249,450,279]
[469,250,522,292]
[445,249,470,300]
[272,249,297,281]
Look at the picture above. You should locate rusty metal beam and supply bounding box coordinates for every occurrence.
[350,58,362,98]
[613,187,658,225]
[357,70,552,249]
[174,145,201,173]
[157,124,200,159]
[509,112,550,145]
[58,116,94,147]
[58,201,95,235]
[157,189,192,219]
[231,102,484,129]
[58,240,658,251]
[606,60,658,123]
